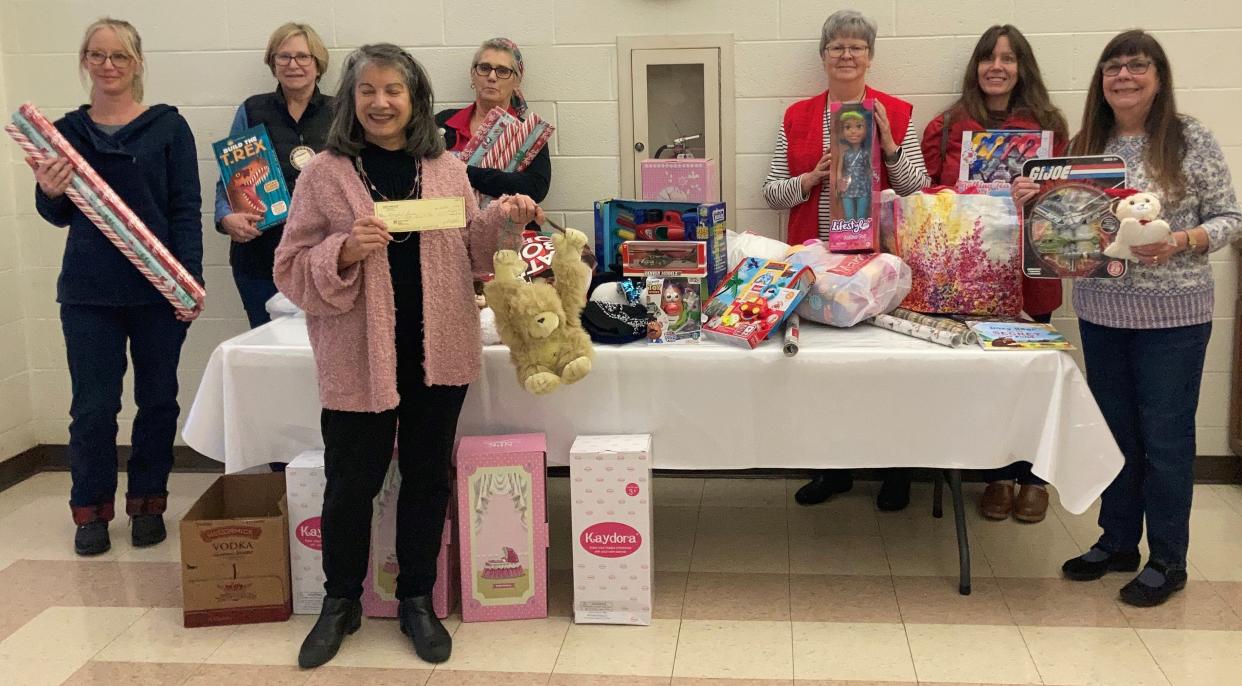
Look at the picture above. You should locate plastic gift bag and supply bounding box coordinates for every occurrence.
[883,188,1022,317]
[785,241,911,327]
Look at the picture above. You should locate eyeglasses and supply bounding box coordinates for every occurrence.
[473,63,515,79]
[1101,58,1152,76]
[275,52,315,67]
[84,51,132,67]
[825,44,869,59]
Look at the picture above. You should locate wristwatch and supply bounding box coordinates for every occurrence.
[883,148,900,164]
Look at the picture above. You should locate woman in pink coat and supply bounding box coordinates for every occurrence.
[274,44,542,668]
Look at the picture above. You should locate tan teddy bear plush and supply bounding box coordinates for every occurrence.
[484,228,595,395]
[1104,192,1172,261]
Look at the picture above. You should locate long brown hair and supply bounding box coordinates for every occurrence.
[947,25,1068,141]
[1070,30,1186,202]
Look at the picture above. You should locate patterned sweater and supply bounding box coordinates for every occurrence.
[1073,116,1241,329]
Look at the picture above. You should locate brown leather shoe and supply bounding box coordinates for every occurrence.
[1013,484,1049,523]
[979,481,1014,520]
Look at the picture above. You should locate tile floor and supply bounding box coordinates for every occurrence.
[2,472,1242,685]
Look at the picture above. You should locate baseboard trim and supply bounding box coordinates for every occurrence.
[3,447,1238,494]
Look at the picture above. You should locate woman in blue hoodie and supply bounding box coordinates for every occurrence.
[28,17,202,556]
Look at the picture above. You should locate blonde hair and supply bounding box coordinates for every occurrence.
[264,23,329,79]
[80,17,145,101]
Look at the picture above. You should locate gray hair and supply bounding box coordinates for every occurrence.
[472,38,520,75]
[819,10,878,56]
[325,43,445,159]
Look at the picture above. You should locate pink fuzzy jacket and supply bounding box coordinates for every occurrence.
[274,150,509,412]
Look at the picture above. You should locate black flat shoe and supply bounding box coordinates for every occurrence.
[1119,562,1187,607]
[794,471,853,505]
[74,521,110,556]
[298,597,362,668]
[131,514,166,547]
[1061,548,1141,581]
[399,595,451,663]
[876,470,911,512]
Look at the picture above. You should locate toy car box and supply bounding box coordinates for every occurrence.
[594,199,727,291]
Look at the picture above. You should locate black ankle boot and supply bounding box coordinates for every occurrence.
[298,597,362,668]
[399,595,451,663]
[75,521,110,556]
[131,514,166,547]
[1061,547,1141,581]
[876,470,912,512]
[794,470,853,505]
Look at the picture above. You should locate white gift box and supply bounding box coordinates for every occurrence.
[569,434,654,625]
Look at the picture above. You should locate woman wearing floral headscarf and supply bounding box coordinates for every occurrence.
[435,37,550,202]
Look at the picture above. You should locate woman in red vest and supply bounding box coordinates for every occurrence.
[921,25,1069,524]
[763,9,930,511]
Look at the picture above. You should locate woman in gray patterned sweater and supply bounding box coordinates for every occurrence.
[1016,30,1240,607]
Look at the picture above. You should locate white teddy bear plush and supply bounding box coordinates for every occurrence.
[1104,192,1172,261]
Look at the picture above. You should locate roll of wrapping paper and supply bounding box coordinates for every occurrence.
[6,104,204,316]
[868,314,962,347]
[783,314,801,356]
[888,308,978,344]
[483,112,551,172]
[459,106,516,165]
[504,118,554,172]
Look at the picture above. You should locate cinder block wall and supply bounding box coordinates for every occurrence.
[1,0,1238,460]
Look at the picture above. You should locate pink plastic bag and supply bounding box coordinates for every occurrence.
[786,242,911,327]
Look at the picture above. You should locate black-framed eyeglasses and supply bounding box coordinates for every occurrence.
[473,62,515,79]
[1100,58,1152,76]
[275,52,315,67]
[825,44,868,59]
[84,50,132,67]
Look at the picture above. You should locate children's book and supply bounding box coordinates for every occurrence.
[957,129,1054,192]
[967,320,1074,351]
[213,124,291,230]
[1021,155,1128,280]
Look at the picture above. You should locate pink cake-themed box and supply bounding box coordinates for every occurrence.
[456,434,549,622]
[286,451,327,615]
[569,434,654,625]
[361,457,459,619]
[640,158,719,203]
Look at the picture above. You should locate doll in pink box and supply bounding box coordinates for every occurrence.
[832,107,874,222]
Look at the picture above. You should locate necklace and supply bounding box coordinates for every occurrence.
[355,154,421,243]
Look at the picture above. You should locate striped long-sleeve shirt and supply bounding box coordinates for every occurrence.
[763,105,930,240]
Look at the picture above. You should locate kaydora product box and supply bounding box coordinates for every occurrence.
[180,473,291,628]
[362,457,459,620]
[594,199,727,291]
[456,434,549,622]
[286,451,327,615]
[286,450,459,619]
[569,434,654,626]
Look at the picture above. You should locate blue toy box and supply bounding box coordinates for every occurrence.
[594,199,727,291]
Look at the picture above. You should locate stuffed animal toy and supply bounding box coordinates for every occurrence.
[484,228,594,395]
[1104,192,1172,260]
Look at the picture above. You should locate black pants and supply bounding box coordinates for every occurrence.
[320,358,468,601]
[61,303,188,522]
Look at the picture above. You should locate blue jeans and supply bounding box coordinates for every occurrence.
[231,266,279,329]
[842,195,870,221]
[1080,319,1211,570]
[62,304,189,518]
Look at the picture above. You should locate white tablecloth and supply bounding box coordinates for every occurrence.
[182,315,1122,513]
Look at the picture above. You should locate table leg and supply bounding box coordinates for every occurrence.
[948,469,971,595]
[932,471,944,519]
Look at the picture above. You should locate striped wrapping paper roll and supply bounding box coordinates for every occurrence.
[6,103,204,316]
[458,106,515,165]
[503,118,553,173]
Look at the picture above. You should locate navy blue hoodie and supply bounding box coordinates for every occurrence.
[34,104,203,307]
